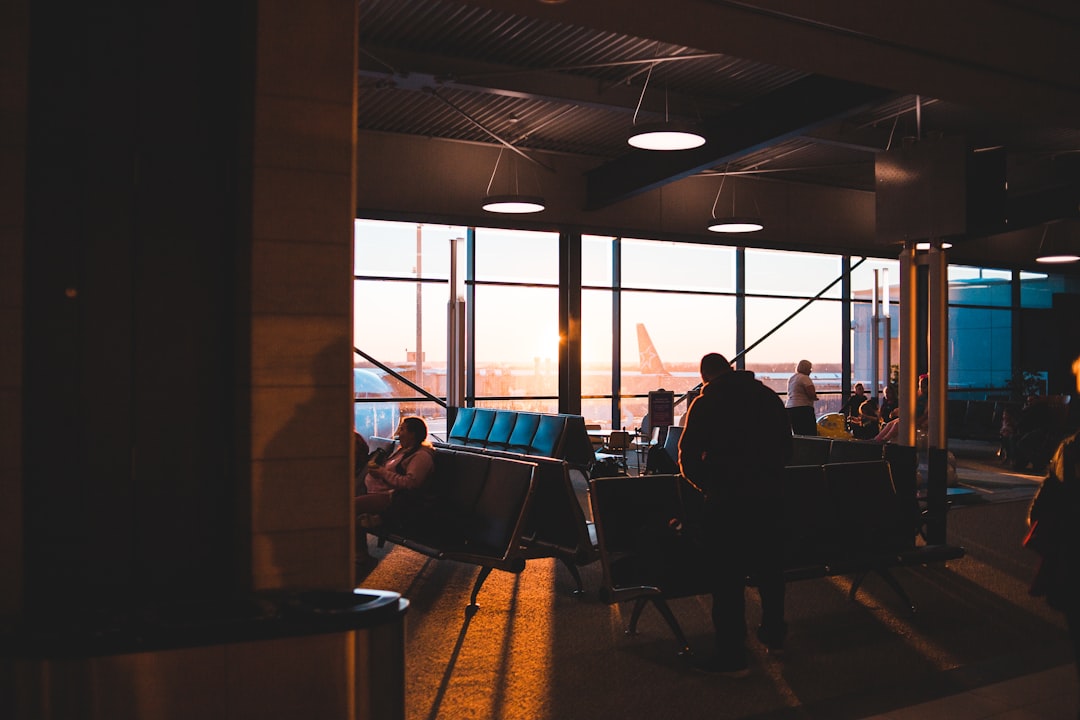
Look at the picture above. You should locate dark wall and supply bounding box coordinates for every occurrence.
[1052,293,1080,395]
[24,2,256,614]
[1017,292,1080,397]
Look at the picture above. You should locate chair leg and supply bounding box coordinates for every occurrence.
[559,558,585,595]
[848,569,870,601]
[627,598,648,635]
[874,567,917,614]
[649,598,693,656]
[468,566,494,612]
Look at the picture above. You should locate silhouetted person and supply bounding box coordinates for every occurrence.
[839,382,868,420]
[785,359,818,435]
[1025,372,1080,716]
[851,397,881,440]
[1011,395,1054,474]
[679,352,793,675]
[875,374,928,443]
[998,406,1018,464]
[878,384,899,423]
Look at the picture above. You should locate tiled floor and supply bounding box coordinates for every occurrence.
[861,664,1079,720]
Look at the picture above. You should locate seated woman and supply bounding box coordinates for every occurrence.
[356,416,436,560]
[851,397,881,439]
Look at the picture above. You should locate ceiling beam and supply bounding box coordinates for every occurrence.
[586,75,897,209]
[358,44,728,117]
[451,0,1080,128]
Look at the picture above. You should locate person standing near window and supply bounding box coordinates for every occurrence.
[679,353,793,675]
[785,359,818,436]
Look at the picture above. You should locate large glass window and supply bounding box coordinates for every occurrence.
[581,286,614,428]
[353,219,452,279]
[745,250,845,413]
[851,258,899,395]
[616,240,736,429]
[353,220,461,438]
[744,297,843,411]
[949,306,1011,391]
[475,228,558,283]
[948,265,1012,306]
[746,249,842,298]
[622,238,735,292]
[474,285,560,399]
[619,290,735,428]
[473,229,560,406]
[582,234,614,288]
[353,219,1074,441]
[1020,270,1080,308]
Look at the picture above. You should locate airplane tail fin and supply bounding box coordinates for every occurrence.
[637,323,669,375]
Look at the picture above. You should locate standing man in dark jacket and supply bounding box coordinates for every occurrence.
[679,352,793,675]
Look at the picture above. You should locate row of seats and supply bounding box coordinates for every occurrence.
[370,412,600,604]
[947,399,1016,441]
[589,455,964,655]
[364,446,539,610]
[789,434,893,466]
[449,445,598,594]
[443,407,596,470]
[647,429,892,475]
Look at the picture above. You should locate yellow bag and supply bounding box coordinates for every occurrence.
[816,412,853,439]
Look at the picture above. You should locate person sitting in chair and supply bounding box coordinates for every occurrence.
[356,416,436,562]
[850,397,881,440]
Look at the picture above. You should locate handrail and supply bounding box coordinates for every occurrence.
[672,256,868,409]
[353,346,448,408]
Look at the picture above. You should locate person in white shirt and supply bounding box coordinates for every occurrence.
[785,359,818,435]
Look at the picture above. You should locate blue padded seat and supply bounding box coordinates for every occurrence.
[466,408,497,446]
[485,410,518,451]
[530,415,566,458]
[447,407,476,446]
[506,413,540,454]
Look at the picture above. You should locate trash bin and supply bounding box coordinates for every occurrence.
[1,588,409,720]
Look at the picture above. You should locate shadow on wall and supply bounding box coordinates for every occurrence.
[255,337,354,590]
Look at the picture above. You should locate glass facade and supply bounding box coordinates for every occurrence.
[353,219,1077,440]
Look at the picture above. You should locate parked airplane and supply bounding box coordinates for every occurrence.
[354,368,400,439]
[636,323,669,376]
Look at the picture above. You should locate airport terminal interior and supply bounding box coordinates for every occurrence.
[4,1,1080,719]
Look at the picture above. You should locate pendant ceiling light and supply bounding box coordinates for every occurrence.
[915,241,953,250]
[1035,222,1080,263]
[481,146,545,214]
[628,121,706,151]
[707,173,763,233]
[627,59,705,151]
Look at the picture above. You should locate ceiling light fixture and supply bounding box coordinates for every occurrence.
[707,173,763,233]
[481,195,546,214]
[627,59,705,151]
[915,241,953,250]
[1035,222,1080,264]
[481,147,546,214]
